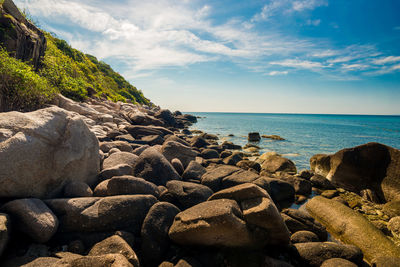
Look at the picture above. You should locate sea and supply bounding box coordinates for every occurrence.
[188,113,400,171]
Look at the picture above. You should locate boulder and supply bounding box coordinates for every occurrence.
[141,202,180,267]
[254,177,295,209]
[290,230,319,243]
[310,142,400,202]
[372,256,400,267]
[154,109,176,126]
[383,200,400,217]
[321,258,358,267]
[126,125,172,139]
[262,135,285,141]
[182,161,206,181]
[98,164,133,181]
[141,134,164,145]
[88,235,139,267]
[306,196,400,263]
[0,106,99,198]
[171,158,184,175]
[132,145,150,156]
[94,176,159,197]
[310,174,335,190]
[164,135,191,147]
[201,149,220,159]
[45,195,157,234]
[281,208,327,241]
[236,160,261,172]
[128,111,164,126]
[102,152,138,170]
[388,216,400,238]
[162,141,198,168]
[221,141,241,150]
[169,199,255,247]
[248,132,261,142]
[0,213,10,257]
[190,136,209,148]
[261,154,297,174]
[63,182,93,198]
[280,176,312,196]
[291,242,363,267]
[163,180,213,210]
[1,198,58,243]
[223,153,243,166]
[99,141,133,153]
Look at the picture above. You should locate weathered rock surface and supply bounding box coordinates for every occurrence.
[45,195,157,234]
[94,176,159,197]
[162,141,198,168]
[169,199,254,247]
[141,202,180,267]
[99,141,133,153]
[99,164,133,181]
[260,154,297,174]
[320,258,358,267]
[291,242,363,267]
[310,142,400,202]
[63,182,93,198]
[102,152,138,170]
[0,106,100,198]
[182,161,206,181]
[88,235,139,267]
[133,147,181,185]
[126,125,172,139]
[290,230,319,243]
[248,132,261,142]
[306,196,400,263]
[0,213,10,257]
[171,158,184,175]
[1,198,58,243]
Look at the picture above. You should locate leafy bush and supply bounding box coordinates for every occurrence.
[0,48,56,111]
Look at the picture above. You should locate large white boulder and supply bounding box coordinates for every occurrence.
[0,106,100,198]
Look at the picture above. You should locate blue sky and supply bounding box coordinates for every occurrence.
[16,0,400,114]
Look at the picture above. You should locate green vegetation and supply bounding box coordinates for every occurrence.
[0,16,150,111]
[0,48,56,111]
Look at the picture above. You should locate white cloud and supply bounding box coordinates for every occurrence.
[292,0,328,11]
[267,70,289,76]
[270,59,324,69]
[373,56,400,65]
[341,64,370,70]
[306,19,321,26]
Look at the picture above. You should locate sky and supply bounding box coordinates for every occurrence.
[16,0,400,114]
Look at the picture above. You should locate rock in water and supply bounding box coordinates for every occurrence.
[310,142,400,202]
[248,132,261,142]
[306,196,400,263]
[0,106,100,198]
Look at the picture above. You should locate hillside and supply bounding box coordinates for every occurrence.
[0,0,150,112]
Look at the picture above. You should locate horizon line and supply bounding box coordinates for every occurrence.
[183,111,400,116]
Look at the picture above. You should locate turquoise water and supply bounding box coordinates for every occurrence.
[188,113,400,170]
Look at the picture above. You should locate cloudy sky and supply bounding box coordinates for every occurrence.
[16,0,400,114]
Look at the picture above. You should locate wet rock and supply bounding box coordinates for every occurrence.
[291,242,363,267]
[155,109,176,127]
[102,152,138,170]
[290,230,319,243]
[310,142,400,202]
[1,198,58,243]
[133,147,181,186]
[262,135,285,141]
[298,169,314,180]
[306,196,400,262]
[162,141,198,168]
[248,132,261,142]
[182,161,206,181]
[88,235,139,266]
[94,175,159,197]
[64,182,93,198]
[0,107,99,198]
[280,176,312,196]
[169,199,255,247]
[141,202,180,267]
[45,195,157,234]
[163,180,213,210]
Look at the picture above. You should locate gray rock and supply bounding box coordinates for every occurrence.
[99,141,133,153]
[94,175,159,197]
[102,152,138,170]
[182,161,206,181]
[132,145,150,156]
[1,198,58,243]
[98,164,133,181]
[126,125,173,139]
[190,136,209,148]
[162,141,198,168]
[141,202,180,267]
[45,195,157,234]
[0,107,99,198]
[133,147,181,186]
[64,182,93,197]
[141,134,164,145]
[164,135,190,147]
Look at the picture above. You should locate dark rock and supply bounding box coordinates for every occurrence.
[141,134,165,145]
[126,125,173,139]
[248,132,261,142]
[182,161,206,181]
[310,142,400,202]
[102,152,138,170]
[290,230,319,243]
[64,182,93,198]
[0,213,10,257]
[45,195,157,234]
[236,160,261,172]
[310,174,335,190]
[94,175,159,197]
[88,235,139,266]
[221,141,241,150]
[291,242,363,267]
[132,145,150,156]
[298,169,314,180]
[115,134,136,143]
[261,135,285,140]
[133,147,181,186]
[181,129,192,135]
[200,133,219,140]
[1,198,58,243]
[165,135,191,147]
[141,202,180,267]
[201,149,220,159]
[220,150,233,158]
[280,176,312,196]
[190,136,209,148]
[171,158,185,175]
[129,112,164,126]
[155,109,177,126]
[68,240,85,254]
[163,180,213,210]
[281,208,327,241]
[254,177,295,209]
[183,114,197,123]
[98,164,133,182]
[0,0,46,69]
[99,141,133,153]
[162,141,198,168]
[223,153,243,166]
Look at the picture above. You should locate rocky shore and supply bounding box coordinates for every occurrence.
[0,94,400,267]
